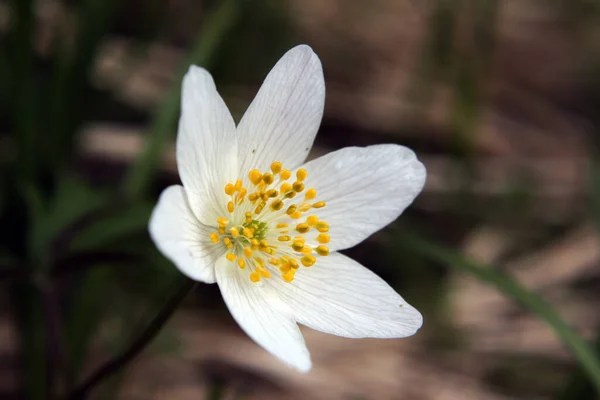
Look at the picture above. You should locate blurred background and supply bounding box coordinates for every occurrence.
[1,0,600,398]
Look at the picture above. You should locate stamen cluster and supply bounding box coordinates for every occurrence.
[209,162,330,283]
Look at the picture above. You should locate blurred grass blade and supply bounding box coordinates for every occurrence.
[125,0,240,198]
[46,0,119,168]
[8,0,37,180]
[67,202,154,254]
[400,232,600,394]
[557,332,600,400]
[66,266,112,383]
[556,148,600,398]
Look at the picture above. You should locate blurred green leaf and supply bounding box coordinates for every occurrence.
[7,0,37,180]
[10,283,47,400]
[125,0,241,198]
[66,265,113,382]
[45,0,120,168]
[26,177,108,264]
[400,231,600,394]
[67,202,153,254]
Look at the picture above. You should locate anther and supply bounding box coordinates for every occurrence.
[316,221,329,232]
[313,201,326,208]
[306,215,319,226]
[230,227,240,237]
[258,268,271,279]
[235,179,243,190]
[217,217,229,225]
[249,169,262,185]
[317,233,330,244]
[244,247,253,258]
[270,161,282,174]
[305,188,316,200]
[280,182,292,194]
[282,269,296,283]
[316,245,329,256]
[250,272,261,282]
[276,223,289,229]
[237,258,246,269]
[266,189,278,198]
[243,228,254,238]
[251,239,259,250]
[286,205,297,215]
[296,168,308,181]
[224,183,235,196]
[296,223,310,234]
[262,173,274,185]
[301,255,316,267]
[223,238,233,249]
[292,240,305,252]
[290,211,303,219]
[210,232,220,243]
[280,170,291,180]
[270,199,283,211]
[227,201,234,213]
[278,236,290,242]
[292,181,304,192]
[226,253,237,262]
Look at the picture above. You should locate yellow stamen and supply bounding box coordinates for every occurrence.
[276,223,289,229]
[317,233,330,244]
[280,169,291,180]
[301,255,316,267]
[283,269,296,282]
[249,169,262,185]
[224,183,235,196]
[217,217,229,225]
[296,223,310,234]
[316,221,329,232]
[230,227,240,237]
[305,188,316,200]
[313,201,326,208]
[292,240,304,252]
[262,172,274,185]
[306,215,318,226]
[210,232,220,243]
[278,235,291,242]
[316,245,329,256]
[270,161,282,174]
[238,258,246,269]
[292,181,304,192]
[280,182,292,195]
[223,238,233,249]
[243,228,254,238]
[226,253,237,262]
[244,247,253,258]
[296,168,308,181]
[249,272,261,282]
[227,201,234,213]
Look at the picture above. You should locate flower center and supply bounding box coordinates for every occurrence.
[209,162,330,283]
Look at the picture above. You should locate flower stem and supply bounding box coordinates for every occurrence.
[63,279,197,400]
[400,231,600,395]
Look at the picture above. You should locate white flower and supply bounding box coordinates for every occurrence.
[149,45,426,372]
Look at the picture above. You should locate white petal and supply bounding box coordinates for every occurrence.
[177,66,238,225]
[235,45,325,175]
[269,252,423,338]
[215,256,311,372]
[149,185,224,283]
[300,144,426,251]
